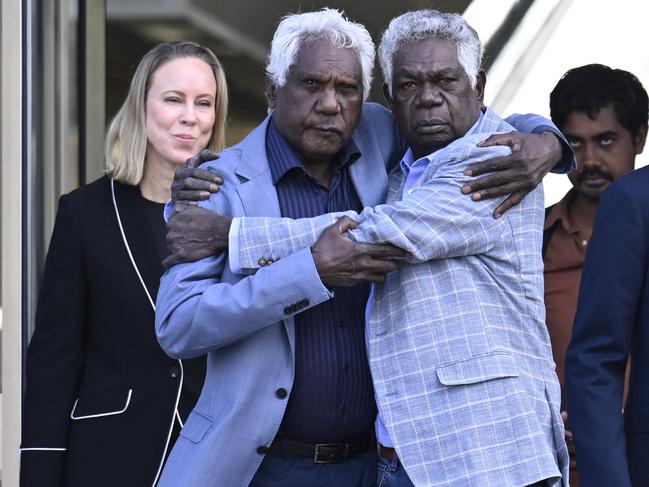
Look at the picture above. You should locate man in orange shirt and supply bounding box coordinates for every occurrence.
[543,64,648,486]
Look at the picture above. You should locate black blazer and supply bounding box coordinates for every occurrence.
[20,176,206,487]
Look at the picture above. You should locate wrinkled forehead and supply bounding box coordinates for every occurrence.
[289,38,362,79]
[393,37,461,73]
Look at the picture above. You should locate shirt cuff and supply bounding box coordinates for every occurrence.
[163,200,173,222]
[532,124,576,174]
[228,217,242,274]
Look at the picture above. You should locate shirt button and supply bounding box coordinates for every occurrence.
[257,446,269,454]
[275,388,288,399]
[258,258,268,266]
[169,366,180,378]
[582,239,588,247]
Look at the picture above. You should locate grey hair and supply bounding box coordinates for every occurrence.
[379,10,482,95]
[266,8,375,101]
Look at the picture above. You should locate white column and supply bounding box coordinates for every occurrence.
[1,0,24,484]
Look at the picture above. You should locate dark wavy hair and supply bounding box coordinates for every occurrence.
[550,64,648,138]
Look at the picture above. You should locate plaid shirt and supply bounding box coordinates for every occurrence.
[233,108,569,486]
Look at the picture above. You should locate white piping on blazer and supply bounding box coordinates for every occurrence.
[111,178,185,487]
[70,389,133,420]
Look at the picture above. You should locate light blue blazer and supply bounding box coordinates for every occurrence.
[154,103,402,487]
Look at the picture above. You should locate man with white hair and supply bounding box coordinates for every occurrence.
[157,11,410,486]
[156,9,570,487]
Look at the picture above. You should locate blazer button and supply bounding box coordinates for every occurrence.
[275,388,288,399]
[257,445,269,454]
[170,366,180,378]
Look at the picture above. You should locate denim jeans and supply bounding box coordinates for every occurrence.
[376,454,415,487]
[377,454,549,487]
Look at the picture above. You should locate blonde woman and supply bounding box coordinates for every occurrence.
[20,41,227,487]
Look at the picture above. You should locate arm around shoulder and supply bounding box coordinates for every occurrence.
[347,141,514,261]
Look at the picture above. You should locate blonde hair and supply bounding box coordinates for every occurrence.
[105,41,228,185]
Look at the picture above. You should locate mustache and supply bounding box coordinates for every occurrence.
[575,168,613,183]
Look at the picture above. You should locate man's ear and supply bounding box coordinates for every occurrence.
[634,124,648,154]
[265,76,277,110]
[382,83,395,115]
[475,69,487,105]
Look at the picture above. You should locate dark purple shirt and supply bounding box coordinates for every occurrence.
[266,118,375,443]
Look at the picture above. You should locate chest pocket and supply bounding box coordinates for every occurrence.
[436,351,519,386]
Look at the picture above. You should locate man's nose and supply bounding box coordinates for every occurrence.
[580,143,602,170]
[417,83,442,107]
[316,86,340,114]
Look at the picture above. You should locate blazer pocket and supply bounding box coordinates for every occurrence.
[70,389,132,420]
[436,351,519,386]
[180,410,213,444]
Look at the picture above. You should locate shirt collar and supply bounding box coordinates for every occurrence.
[544,188,579,233]
[266,117,361,185]
[400,109,486,177]
[466,108,486,137]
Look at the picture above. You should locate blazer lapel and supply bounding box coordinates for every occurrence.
[233,116,296,356]
[349,135,390,208]
[112,180,163,306]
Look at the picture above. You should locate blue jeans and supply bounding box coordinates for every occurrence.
[249,450,377,487]
[377,453,549,487]
[376,454,415,487]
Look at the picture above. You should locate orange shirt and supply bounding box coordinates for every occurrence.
[543,189,588,388]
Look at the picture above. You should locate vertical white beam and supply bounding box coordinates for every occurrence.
[1,0,23,484]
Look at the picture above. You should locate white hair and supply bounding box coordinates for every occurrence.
[379,10,482,95]
[266,8,375,101]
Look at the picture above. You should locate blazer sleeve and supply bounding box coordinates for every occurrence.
[20,195,87,487]
[505,113,575,173]
[565,181,645,487]
[232,140,515,271]
[155,246,333,358]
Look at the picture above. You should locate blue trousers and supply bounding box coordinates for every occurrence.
[249,450,377,487]
[377,454,550,487]
[377,455,414,487]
